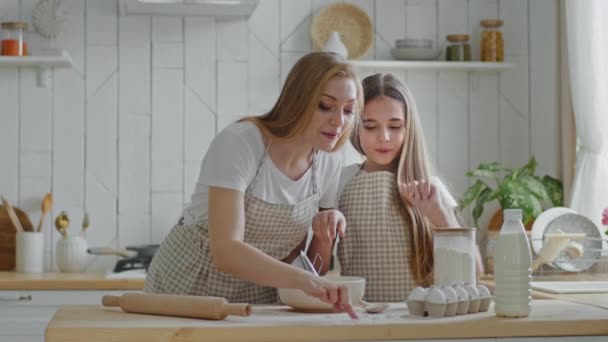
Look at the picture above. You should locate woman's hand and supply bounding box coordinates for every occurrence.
[311,209,346,245]
[299,273,358,319]
[399,180,453,227]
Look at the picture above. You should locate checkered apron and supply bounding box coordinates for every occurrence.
[337,169,416,302]
[144,151,320,304]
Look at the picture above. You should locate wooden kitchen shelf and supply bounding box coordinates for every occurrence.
[350,60,514,72]
[0,49,73,87]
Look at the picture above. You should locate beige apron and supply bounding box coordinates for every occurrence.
[144,150,320,304]
[337,168,416,302]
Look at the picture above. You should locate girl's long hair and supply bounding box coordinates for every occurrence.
[350,73,436,286]
[242,52,363,152]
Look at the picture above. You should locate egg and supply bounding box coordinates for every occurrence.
[440,285,458,303]
[425,287,447,304]
[476,284,491,299]
[407,286,428,301]
[464,284,480,299]
[452,284,469,301]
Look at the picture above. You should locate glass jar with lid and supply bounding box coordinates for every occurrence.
[445,34,471,61]
[1,21,28,56]
[433,228,477,286]
[480,19,504,62]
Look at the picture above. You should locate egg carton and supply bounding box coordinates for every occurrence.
[406,284,493,318]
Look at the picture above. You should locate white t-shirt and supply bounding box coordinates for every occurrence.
[182,121,343,224]
[337,164,458,210]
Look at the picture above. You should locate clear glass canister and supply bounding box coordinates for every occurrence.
[1,21,28,56]
[445,34,471,61]
[480,19,504,62]
[433,228,476,286]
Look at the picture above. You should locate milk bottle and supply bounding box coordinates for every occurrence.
[494,209,532,318]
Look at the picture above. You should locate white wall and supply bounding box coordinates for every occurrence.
[0,0,560,271]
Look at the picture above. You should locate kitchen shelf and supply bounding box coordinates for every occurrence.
[350,60,514,72]
[0,49,73,87]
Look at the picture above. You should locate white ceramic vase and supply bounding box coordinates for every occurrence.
[56,236,88,273]
[323,31,348,58]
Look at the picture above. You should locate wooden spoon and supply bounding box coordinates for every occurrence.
[37,193,53,232]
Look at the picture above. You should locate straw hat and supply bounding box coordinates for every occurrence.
[311,3,373,60]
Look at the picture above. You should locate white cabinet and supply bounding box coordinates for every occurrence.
[0,290,137,342]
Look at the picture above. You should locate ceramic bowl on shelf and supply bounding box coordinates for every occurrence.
[278,276,365,311]
[390,47,441,61]
[395,38,433,49]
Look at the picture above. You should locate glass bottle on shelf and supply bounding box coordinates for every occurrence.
[1,21,28,56]
[445,34,471,61]
[480,19,504,62]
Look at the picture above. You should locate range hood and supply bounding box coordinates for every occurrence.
[119,0,259,20]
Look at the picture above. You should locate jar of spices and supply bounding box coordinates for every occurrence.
[480,19,504,62]
[445,34,471,61]
[1,21,28,56]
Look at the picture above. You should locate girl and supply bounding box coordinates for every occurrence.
[144,52,362,316]
[336,73,460,302]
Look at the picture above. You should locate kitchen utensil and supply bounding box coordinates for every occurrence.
[54,211,69,237]
[299,250,318,276]
[88,244,159,272]
[15,231,44,273]
[354,299,389,314]
[531,232,586,271]
[0,205,34,270]
[36,192,53,232]
[56,235,88,273]
[311,3,373,59]
[542,213,603,272]
[278,275,365,312]
[1,196,25,233]
[102,293,251,320]
[395,38,433,49]
[531,281,608,294]
[390,47,441,60]
[80,212,89,237]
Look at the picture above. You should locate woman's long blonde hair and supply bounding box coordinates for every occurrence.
[351,73,435,286]
[242,52,363,152]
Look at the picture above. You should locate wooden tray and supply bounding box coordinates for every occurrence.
[0,205,34,270]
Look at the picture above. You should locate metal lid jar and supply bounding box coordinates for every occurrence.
[480,19,504,62]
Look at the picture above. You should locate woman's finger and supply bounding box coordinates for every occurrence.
[337,217,346,238]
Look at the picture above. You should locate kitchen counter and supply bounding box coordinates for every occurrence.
[46,300,608,341]
[0,272,145,290]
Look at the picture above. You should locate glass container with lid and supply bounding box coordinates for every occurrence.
[1,21,28,56]
[480,19,504,62]
[433,228,477,286]
[445,34,471,61]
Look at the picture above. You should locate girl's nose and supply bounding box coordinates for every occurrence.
[331,110,345,126]
[378,129,390,142]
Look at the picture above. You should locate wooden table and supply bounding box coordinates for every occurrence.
[46,300,608,341]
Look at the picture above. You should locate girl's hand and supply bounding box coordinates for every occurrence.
[399,180,451,227]
[312,209,346,245]
[299,274,358,319]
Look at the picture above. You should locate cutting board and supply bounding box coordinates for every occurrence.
[0,205,34,270]
[46,300,608,342]
[532,281,608,294]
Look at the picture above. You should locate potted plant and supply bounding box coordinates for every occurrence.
[459,156,564,230]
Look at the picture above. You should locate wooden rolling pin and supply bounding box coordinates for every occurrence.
[102,293,251,320]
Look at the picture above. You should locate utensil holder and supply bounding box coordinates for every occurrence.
[15,231,44,273]
[56,236,88,273]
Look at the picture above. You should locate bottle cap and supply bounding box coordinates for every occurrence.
[503,208,523,218]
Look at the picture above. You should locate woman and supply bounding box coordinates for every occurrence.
[144,52,363,315]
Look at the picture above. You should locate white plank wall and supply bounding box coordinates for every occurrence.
[0,0,560,271]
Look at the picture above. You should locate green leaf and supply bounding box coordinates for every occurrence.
[499,181,542,225]
[458,180,488,211]
[472,187,493,229]
[542,175,564,207]
[477,161,510,172]
[518,175,551,204]
[521,156,538,176]
[466,169,499,179]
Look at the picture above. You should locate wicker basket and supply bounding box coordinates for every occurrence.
[311,3,373,60]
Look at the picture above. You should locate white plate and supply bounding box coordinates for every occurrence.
[531,207,577,254]
[532,281,608,294]
[543,213,603,272]
[390,47,441,60]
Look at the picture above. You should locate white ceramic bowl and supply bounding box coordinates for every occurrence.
[278,276,365,311]
[390,47,441,60]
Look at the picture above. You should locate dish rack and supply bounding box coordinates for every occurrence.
[531,236,608,278]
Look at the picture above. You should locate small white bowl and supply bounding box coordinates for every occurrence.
[390,47,441,60]
[278,276,365,311]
